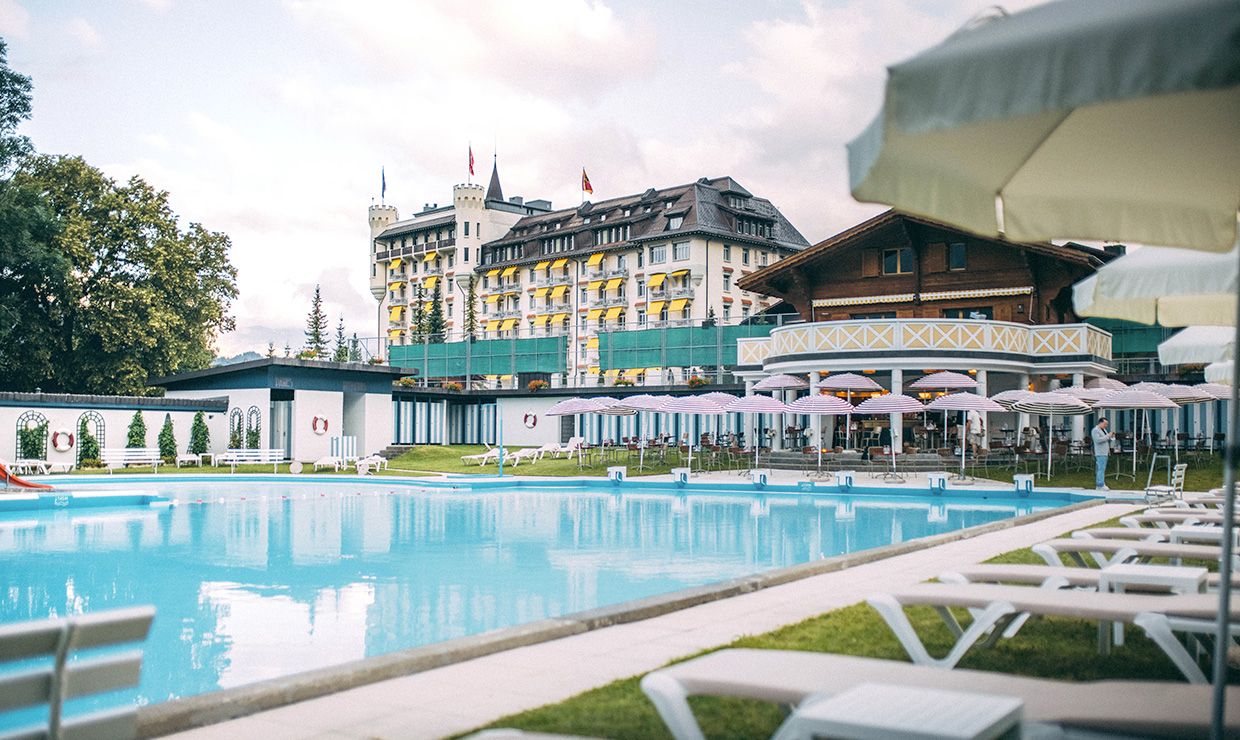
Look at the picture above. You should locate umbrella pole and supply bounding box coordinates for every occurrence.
[1210,266,1240,738]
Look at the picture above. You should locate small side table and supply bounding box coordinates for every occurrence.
[1098,563,1207,648]
[776,682,1023,740]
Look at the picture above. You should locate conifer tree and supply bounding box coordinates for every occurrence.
[266,341,275,358]
[411,285,426,343]
[157,413,177,461]
[126,411,146,448]
[426,283,445,343]
[77,418,100,464]
[304,284,329,357]
[189,411,210,455]
[464,276,479,341]
[283,342,291,357]
[332,316,348,361]
[348,333,362,362]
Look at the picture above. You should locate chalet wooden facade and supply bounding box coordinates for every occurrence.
[736,210,1116,325]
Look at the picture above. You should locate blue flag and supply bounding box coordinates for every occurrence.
[381,167,386,200]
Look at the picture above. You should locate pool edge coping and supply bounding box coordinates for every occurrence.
[136,496,1103,738]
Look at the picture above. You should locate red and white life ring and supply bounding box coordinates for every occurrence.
[51,430,74,451]
[311,416,329,435]
[523,413,537,429]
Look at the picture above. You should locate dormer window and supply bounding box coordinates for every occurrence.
[667,215,684,230]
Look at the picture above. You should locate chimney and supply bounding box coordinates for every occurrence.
[1102,244,1127,257]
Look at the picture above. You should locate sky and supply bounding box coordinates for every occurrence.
[1,0,1044,356]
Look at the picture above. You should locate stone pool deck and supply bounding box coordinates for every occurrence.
[160,478,1140,740]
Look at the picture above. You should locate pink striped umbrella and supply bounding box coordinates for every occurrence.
[546,397,598,416]
[661,395,731,472]
[1057,386,1110,403]
[1085,377,1128,391]
[989,389,1034,410]
[1132,382,1212,406]
[909,371,978,389]
[855,393,924,480]
[819,373,882,448]
[1196,383,1232,401]
[727,395,793,470]
[927,393,1005,477]
[1093,389,1178,476]
[699,392,741,405]
[1011,393,1092,477]
[754,374,809,390]
[788,394,855,472]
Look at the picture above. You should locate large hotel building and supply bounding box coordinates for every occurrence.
[369,163,809,384]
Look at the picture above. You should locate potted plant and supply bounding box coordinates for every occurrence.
[443,381,464,392]
[613,378,634,387]
[528,379,549,392]
[397,377,417,388]
[687,375,711,388]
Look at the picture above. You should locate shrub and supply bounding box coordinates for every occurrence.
[189,411,210,455]
[687,375,711,388]
[80,458,102,469]
[613,378,634,387]
[442,381,463,392]
[397,377,417,388]
[527,379,549,391]
[126,411,147,448]
[157,413,177,462]
[78,418,100,462]
[228,427,242,449]
[245,418,261,449]
[18,421,47,459]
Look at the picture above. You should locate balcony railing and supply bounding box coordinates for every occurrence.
[375,237,457,263]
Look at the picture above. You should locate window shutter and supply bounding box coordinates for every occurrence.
[927,242,946,272]
[861,250,879,277]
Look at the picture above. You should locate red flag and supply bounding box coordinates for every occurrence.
[581,168,593,195]
[469,146,475,177]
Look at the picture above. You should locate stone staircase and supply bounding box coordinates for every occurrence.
[376,445,415,460]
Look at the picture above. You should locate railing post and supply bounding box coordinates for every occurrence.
[716,320,724,383]
[423,336,429,388]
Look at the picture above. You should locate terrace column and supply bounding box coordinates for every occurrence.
[1017,372,1031,440]
[1071,373,1085,442]
[975,370,989,449]
[890,369,903,451]
[808,372,821,449]
[746,379,759,453]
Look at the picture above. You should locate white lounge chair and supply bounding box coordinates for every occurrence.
[1146,463,1188,503]
[867,582,1240,682]
[551,437,584,458]
[1033,537,1232,569]
[359,454,388,471]
[314,455,343,471]
[943,562,1240,593]
[640,648,1240,740]
[1124,510,1238,528]
[506,447,541,466]
[1,605,155,739]
[460,447,500,465]
[534,442,560,460]
[1071,527,1169,542]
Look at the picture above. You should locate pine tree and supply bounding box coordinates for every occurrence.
[702,306,717,328]
[78,418,100,465]
[304,284,329,357]
[348,333,362,362]
[266,341,275,358]
[332,316,348,361]
[426,283,445,343]
[189,411,210,455]
[126,411,147,449]
[157,413,177,461]
[411,285,426,343]
[464,276,479,341]
[283,342,291,357]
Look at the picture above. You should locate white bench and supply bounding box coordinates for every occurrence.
[101,448,162,473]
[175,453,202,468]
[218,448,285,472]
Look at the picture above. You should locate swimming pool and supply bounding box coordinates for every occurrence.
[0,475,1084,708]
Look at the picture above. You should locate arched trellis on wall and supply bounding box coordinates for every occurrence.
[15,410,49,460]
[245,406,261,449]
[75,410,105,466]
[228,408,244,449]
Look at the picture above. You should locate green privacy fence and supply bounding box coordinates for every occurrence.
[596,323,775,370]
[389,335,568,376]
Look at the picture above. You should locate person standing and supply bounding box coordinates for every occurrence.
[1091,418,1113,490]
[966,408,985,457]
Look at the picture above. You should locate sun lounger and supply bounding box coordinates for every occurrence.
[868,582,1240,682]
[550,437,584,458]
[640,648,1240,740]
[1033,537,1231,569]
[506,447,541,466]
[942,562,1240,593]
[359,454,388,471]
[314,455,343,471]
[461,448,501,466]
[1126,510,1238,529]
[1072,527,1169,542]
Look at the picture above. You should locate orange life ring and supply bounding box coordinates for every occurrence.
[51,430,74,451]
[523,413,537,429]
[311,416,329,435]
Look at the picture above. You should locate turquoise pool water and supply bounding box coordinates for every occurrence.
[0,476,1080,708]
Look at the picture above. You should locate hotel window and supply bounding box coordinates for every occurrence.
[650,244,667,263]
[722,244,731,261]
[463,222,470,237]
[529,268,536,281]
[447,254,455,268]
[672,241,690,261]
[637,309,646,326]
[948,242,967,271]
[476,223,480,238]
[882,247,914,275]
[667,215,684,230]
[942,306,993,319]
[637,278,645,297]
[579,287,587,304]
[759,251,768,267]
[617,254,626,270]
[742,248,750,265]
[742,306,751,320]
[464,247,470,261]
[482,275,489,289]
[722,304,731,321]
[636,250,644,268]
[852,311,897,319]
[723,273,731,291]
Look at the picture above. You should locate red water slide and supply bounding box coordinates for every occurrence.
[0,462,53,489]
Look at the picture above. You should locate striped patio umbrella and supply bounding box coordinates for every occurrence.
[989,389,1034,410]
[927,393,1006,479]
[699,392,741,405]
[1011,393,1092,476]
[855,394,925,480]
[1085,377,1128,391]
[660,395,731,473]
[546,397,597,416]
[727,395,794,470]
[820,373,883,449]
[908,371,978,389]
[754,374,809,390]
[1093,388,1179,476]
[1057,386,1110,403]
[610,394,674,468]
[1132,382,1212,460]
[788,394,856,473]
[1196,383,1232,401]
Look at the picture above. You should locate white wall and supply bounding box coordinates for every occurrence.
[0,404,222,467]
[361,394,393,455]
[166,389,268,453]
[292,390,342,461]
[496,395,562,447]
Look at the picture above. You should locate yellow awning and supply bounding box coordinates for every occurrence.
[486,268,500,278]
[586,337,599,349]
[604,369,620,378]
[625,368,644,379]
[669,298,689,311]
[647,300,666,314]
[671,269,689,278]
[605,306,623,320]
[550,285,567,298]
[535,261,550,270]
[388,306,403,321]
[534,315,550,327]
[587,280,603,291]
[424,276,438,290]
[586,253,604,267]
[387,329,401,340]
[533,287,549,298]
[486,319,500,330]
[485,294,500,304]
[499,374,513,381]
[504,290,520,298]
[387,281,402,290]
[605,278,622,290]
[646,367,663,374]
[587,366,600,375]
[423,301,433,308]
[551,258,568,269]
[423,251,437,262]
[389,258,402,270]
[586,308,603,320]
[501,266,517,277]
[552,312,569,323]
[647,273,666,288]
[500,318,516,330]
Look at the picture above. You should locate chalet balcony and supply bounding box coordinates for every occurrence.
[605,266,629,279]
[668,285,695,299]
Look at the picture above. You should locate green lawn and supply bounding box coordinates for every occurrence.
[384,444,683,478]
[473,518,1234,739]
[968,453,1225,492]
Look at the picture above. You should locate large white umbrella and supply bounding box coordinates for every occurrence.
[1093,389,1180,478]
[1073,248,1237,327]
[847,2,1240,724]
[1159,326,1236,366]
[855,393,925,481]
[754,374,809,390]
[820,373,882,449]
[1206,361,1233,385]
[787,394,855,474]
[1010,393,1092,477]
[1085,378,1127,391]
[660,395,730,474]
[910,371,979,448]
[926,393,1005,480]
[726,395,792,470]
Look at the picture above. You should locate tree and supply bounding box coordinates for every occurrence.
[157,413,176,461]
[188,411,209,455]
[304,284,329,357]
[464,276,479,341]
[0,154,238,394]
[126,411,147,449]
[410,285,426,343]
[332,315,348,361]
[702,306,717,328]
[426,283,445,343]
[265,341,275,358]
[78,417,100,464]
[0,39,32,172]
[348,333,362,362]
[283,342,291,357]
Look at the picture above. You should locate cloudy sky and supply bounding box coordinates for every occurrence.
[2,0,1041,356]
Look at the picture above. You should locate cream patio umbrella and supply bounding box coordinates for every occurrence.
[926,392,1005,481]
[854,393,925,482]
[846,0,1240,725]
[786,393,855,475]
[819,373,882,449]
[1207,361,1233,385]
[1073,248,1237,328]
[1159,326,1236,366]
[1009,392,1092,478]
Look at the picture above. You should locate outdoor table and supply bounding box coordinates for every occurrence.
[1098,562,1207,648]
